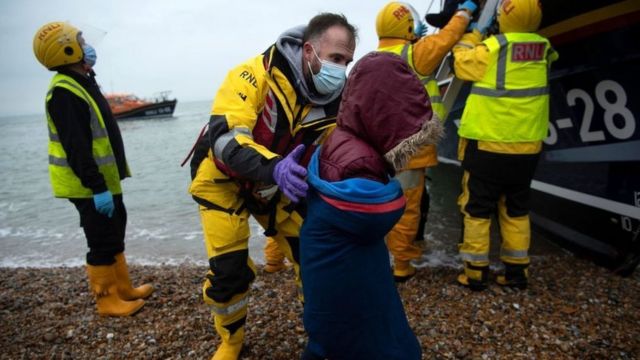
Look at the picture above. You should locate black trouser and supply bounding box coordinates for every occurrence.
[69,194,126,266]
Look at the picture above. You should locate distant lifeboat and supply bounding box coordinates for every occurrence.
[105,91,177,120]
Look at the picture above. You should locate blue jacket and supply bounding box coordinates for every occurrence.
[300,149,421,360]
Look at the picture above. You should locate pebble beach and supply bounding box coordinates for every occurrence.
[1,253,639,359]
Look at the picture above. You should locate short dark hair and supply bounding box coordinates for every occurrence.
[303,13,357,45]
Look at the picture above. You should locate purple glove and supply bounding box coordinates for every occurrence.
[273,144,309,203]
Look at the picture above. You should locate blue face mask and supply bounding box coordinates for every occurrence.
[308,46,347,95]
[82,43,97,67]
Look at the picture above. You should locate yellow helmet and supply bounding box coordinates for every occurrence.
[33,22,83,70]
[497,0,542,33]
[376,2,420,41]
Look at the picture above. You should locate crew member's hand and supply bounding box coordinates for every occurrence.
[415,20,428,38]
[93,190,115,218]
[458,0,479,15]
[272,145,308,203]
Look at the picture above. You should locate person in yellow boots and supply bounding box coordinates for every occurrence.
[187,13,356,359]
[33,22,153,315]
[376,0,477,282]
[453,0,558,290]
[263,237,287,273]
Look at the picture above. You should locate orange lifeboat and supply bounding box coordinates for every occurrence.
[105,91,177,120]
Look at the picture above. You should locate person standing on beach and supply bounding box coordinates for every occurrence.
[375,1,477,282]
[453,0,558,290]
[33,22,154,316]
[300,51,442,360]
[187,13,356,359]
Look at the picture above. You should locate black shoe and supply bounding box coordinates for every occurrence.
[457,273,488,291]
[496,263,529,289]
[394,273,416,283]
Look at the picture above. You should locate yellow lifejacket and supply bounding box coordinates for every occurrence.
[46,73,124,198]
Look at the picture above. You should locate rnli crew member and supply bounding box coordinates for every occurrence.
[300,51,443,360]
[453,0,558,290]
[375,0,477,282]
[188,13,356,359]
[33,22,153,316]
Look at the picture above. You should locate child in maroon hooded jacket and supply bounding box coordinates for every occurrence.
[300,51,443,359]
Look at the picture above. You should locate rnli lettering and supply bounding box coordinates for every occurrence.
[239,70,258,88]
[512,43,545,62]
[39,23,62,41]
[393,6,410,20]
[238,92,247,101]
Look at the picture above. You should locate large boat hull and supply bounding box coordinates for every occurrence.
[113,99,177,120]
[438,0,640,273]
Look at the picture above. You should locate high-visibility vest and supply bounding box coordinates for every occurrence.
[46,73,124,198]
[378,43,447,120]
[459,33,555,142]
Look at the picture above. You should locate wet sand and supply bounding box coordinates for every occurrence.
[1,255,639,359]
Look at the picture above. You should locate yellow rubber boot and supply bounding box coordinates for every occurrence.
[457,262,489,291]
[212,324,244,360]
[394,260,417,283]
[496,263,529,289]
[114,253,154,300]
[86,264,144,316]
[263,237,286,273]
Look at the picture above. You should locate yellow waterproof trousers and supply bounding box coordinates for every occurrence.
[199,197,304,357]
[387,169,425,276]
[458,170,531,268]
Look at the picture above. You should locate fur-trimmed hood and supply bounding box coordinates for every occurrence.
[319,51,443,183]
[339,51,442,169]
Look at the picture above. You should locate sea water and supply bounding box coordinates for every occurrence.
[0,100,464,268]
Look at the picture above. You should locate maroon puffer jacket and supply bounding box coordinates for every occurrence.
[320,51,440,183]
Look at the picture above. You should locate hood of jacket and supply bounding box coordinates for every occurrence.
[275,25,342,106]
[336,51,443,171]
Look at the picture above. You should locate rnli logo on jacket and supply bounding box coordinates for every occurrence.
[239,70,258,88]
[511,43,546,62]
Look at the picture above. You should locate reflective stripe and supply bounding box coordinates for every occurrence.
[213,127,253,159]
[500,249,529,258]
[470,86,549,97]
[48,128,59,142]
[455,42,474,49]
[49,154,116,167]
[429,95,443,103]
[394,169,422,191]
[400,44,410,62]
[495,35,508,90]
[210,295,248,316]
[47,80,108,141]
[460,252,490,263]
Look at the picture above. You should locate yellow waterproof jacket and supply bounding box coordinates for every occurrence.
[378,12,469,169]
[453,30,558,157]
[190,44,339,206]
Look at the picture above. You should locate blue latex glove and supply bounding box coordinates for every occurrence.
[273,144,309,203]
[414,20,428,38]
[93,190,115,218]
[458,0,478,14]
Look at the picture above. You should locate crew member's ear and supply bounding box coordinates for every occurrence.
[302,42,314,62]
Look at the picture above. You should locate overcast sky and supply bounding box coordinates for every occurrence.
[0,0,441,117]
